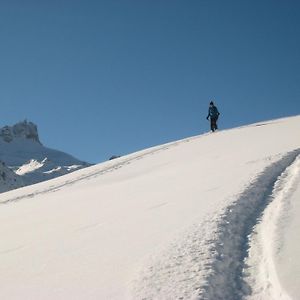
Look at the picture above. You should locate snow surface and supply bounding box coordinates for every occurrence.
[0,116,300,299]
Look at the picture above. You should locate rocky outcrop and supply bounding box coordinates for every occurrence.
[0,120,41,144]
[0,161,24,193]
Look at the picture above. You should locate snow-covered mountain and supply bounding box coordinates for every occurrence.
[0,115,300,299]
[0,120,90,191]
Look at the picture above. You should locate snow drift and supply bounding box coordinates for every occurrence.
[0,116,299,299]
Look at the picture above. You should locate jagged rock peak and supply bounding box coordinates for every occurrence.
[0,120,41,144]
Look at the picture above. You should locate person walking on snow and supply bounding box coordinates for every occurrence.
[206,101,220,132]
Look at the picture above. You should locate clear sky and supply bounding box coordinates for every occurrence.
[1,0,299,163]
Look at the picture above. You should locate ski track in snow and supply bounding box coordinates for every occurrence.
[245,154,300,300]
[131,149,300,300]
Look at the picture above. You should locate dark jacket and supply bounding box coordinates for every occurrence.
[207,105,220,119]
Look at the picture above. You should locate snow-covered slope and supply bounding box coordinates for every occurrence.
[0,120,89,189]
[0,116,299,299]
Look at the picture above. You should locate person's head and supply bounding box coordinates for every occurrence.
[210,101,214,106]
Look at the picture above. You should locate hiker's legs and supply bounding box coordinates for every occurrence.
[211,118,217,131]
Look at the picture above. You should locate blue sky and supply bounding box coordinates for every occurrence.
[1,0,299,163]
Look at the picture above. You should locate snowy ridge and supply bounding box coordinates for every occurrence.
[0,136,196,205]
[0,116,300,299]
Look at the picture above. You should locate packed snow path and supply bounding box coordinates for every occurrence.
[1,116,300,300]
[132,150,300,299]
[202,151,300,300]
[245,154,300,300]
